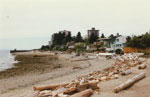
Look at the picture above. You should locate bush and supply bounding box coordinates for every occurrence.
[74,43,86,52]
[115,49,124,55]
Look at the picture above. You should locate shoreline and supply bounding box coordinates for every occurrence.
[0,52,150,97]
[0,50,18,72]
[0,52,114,96]
[0,52,59,79]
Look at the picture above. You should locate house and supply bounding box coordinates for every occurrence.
[110,36,127,51]
[87,28,99,38]
[98,38,111,48]
[67,41,76,49]
[86,42,105,51]
[86,44,97,51]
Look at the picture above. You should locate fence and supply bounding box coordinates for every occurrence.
[123,47,150,53]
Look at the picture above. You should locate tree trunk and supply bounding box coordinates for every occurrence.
[114,72,146,93]
[138,64,146,69]
[70,89,93,97]
[76,81,99,92]
[33,83,68,91]
[121,70,132,76]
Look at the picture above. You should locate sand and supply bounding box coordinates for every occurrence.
[0,52,150,97]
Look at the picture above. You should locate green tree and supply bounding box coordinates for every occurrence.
[76,32,83,42]
[101,33,105,38]
[41,45,50,50]
[116,33,120,36]
[142,32,150,47]
[109,34,114,39]
[65,32,72,43]
[72,36,76,41]
[126,32,150,49]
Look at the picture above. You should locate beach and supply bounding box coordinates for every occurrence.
[0,52,150,97]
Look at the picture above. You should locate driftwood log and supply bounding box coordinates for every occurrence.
[70,89,94,97]
[121,70,132,76]
[33,83,69,91]
[63,87,76,94]
[114,72,146,93]
[76,81,99,92]
[138,64,146,69]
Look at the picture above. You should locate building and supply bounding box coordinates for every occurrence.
[98,38,111,48]
[67,41,76,49]
[110,36,127,51]
[87,28,99,38]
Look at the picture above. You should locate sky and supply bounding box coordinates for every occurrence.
[0,0,150,50]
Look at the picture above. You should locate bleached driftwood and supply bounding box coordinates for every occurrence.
[33,83,68,91]
[114,72,146,93]
[63,87,76,94]
[138,64,146,69]
[121,70,132,76]
[52,87,67,96]
[70,89,94,97]
[38,90,52,97]
[76,81,99,92]
[58,93,68,97]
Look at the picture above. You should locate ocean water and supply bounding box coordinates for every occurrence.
[0,50,18,71]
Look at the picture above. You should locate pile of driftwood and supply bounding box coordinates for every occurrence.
[23,54,146,97]
[32,80,99,97]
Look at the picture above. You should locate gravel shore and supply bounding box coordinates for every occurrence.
[0,52,150,97]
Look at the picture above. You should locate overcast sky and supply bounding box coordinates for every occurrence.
[0,0,150,50]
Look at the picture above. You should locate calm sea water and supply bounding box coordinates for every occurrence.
[0,50,18,71]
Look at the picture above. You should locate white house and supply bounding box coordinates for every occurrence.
[110,36,126,51]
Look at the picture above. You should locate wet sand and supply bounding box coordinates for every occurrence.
[0,53,59,79]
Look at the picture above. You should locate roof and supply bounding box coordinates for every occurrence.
[98,38,111,40]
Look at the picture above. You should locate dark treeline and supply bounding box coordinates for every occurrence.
[52,32,72,45]
[126,32,150,49]
[51,31,99,46]
[41,31,100,50]
[52,32,84,46]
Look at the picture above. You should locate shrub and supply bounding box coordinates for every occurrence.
[115,49,124,55]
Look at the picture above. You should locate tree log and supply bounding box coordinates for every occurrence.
[63,87,77,94]
[114,72,146,93]
[33,83,69,91]
[121,70,132,76]
[76,82,99,92]
[138,64,146,69]
[70,89,94,97]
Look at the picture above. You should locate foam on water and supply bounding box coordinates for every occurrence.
[0,50,18,71]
